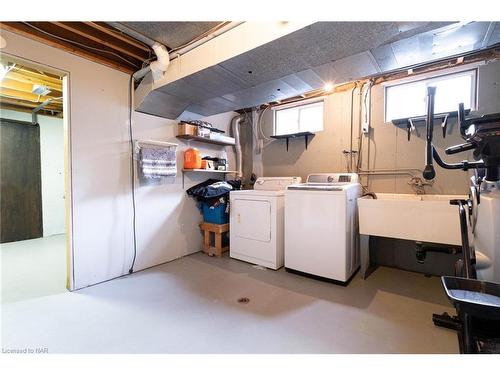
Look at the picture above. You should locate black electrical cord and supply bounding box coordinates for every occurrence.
[128,74,138,274]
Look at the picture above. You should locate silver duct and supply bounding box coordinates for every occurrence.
[231,114,245,180]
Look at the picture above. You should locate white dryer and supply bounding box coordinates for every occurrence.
[284,173,362,284]
[230,177,301,269]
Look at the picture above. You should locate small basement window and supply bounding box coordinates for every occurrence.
[385,69,477,122]
[273,99,324,136]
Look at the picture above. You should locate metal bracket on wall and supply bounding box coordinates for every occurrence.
[270,131,314,151]
[393,110,470,142]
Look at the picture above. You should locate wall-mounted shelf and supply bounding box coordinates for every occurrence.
[181,169,237,188]
[176,134,235,146]
[270,131,314,151]
[391,109,471,141]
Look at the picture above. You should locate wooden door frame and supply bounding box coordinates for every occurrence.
[1,52,75,291]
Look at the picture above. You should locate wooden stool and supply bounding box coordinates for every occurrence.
[199,222,229,257]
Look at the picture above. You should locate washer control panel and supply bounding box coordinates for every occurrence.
[306,173,358,184]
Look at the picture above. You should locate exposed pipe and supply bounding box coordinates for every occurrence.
[149,42,170,81]
[32,98,60,124]
[105,22,170,82]
[231,114,245,180]
[357,167,424,177]
[132,66,151,81]
[131,22,241,81]
[108,22,243,82]
[105,22,157,47]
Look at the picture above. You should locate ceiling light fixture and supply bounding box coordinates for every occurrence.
[32,84,52,96]
[0,63,14,81]
[323,82,334,92]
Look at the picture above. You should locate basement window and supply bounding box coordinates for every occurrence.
[384,69,477,122]
[273,99,324,136]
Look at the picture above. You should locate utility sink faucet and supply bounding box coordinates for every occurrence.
[408,176,434,195]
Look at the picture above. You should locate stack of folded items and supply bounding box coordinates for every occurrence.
[139,145,177,178]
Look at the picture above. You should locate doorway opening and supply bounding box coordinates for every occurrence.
[0,54,72,302]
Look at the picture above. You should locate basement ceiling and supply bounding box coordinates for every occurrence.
[135,21,500,119]
[121,22,223,49]
[1,22,227,73]
[3,21,499,120]
[0,56,63,117]
[1,22,151,73]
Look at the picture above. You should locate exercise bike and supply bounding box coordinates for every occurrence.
[422,86,500,353]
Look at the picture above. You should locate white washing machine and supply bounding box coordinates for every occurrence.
[284,173,362,284]
[229,177,301,269]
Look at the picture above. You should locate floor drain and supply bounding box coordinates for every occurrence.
[237,297,250,304]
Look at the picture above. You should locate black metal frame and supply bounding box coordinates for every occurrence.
[422,86,500,353]
[270,131,314,151]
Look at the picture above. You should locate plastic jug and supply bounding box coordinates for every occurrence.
[184,148,202,169]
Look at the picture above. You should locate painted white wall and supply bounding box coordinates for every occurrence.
[131,111,237,271]
[0,109,65,237]
[1,30,237,290]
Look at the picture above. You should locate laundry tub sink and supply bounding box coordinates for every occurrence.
[358,193,468,245]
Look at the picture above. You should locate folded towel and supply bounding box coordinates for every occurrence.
[141,167,177,178]
[140,147,175,161]
[141,160,176,167]
[138,144,177,179]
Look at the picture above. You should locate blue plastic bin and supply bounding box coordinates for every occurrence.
[202,202,229,224]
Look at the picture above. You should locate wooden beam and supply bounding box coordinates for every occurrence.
[1,77,62,98]
[10,66,62,86]
[0,103,62,117]
[51,22,148,62]
[0,103,35,114]
[27,22,142,66]
[0,97,62,111]
[6,71,62,92]
[0,22,135,74]
[84,22,151,52]
[0,87,57,103]
[1,78,38,94]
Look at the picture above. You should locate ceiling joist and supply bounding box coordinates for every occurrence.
[52,22,148,62]
[0,97,61,111]
[1,56,64,117]
[1,22,141,74]
[83,22,151,52]
[7,71,62,92]
[0,87,57,103]
[1,77,62,98]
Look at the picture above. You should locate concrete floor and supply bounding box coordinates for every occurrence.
[1,235,67,303]
[1,251,459,353]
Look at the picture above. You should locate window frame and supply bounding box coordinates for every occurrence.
[383,66,479,123]
[272,98,325,136]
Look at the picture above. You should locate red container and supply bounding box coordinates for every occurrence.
[184,148,202,169]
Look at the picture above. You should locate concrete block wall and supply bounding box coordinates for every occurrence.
[255,59,500,275]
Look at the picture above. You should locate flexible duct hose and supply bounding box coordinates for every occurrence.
[231,114,245,180]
